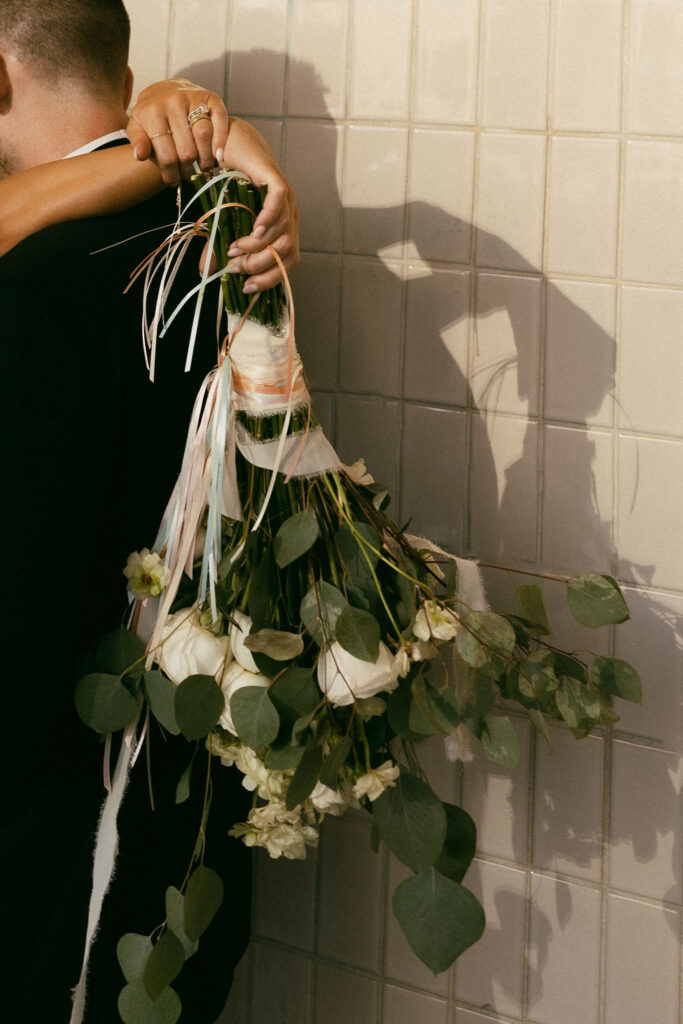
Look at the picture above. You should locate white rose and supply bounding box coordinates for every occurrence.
[413,600,460,642]
[309,781,348,816]
[353,760,400,802]
[159,609,230,683]
[317,641,399,707]
[219,660,270,735]
[229,610,259,672]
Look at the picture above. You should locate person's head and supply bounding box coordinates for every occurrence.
[0,0,133,174]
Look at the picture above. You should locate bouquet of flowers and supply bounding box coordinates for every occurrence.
[73,172,642,1024]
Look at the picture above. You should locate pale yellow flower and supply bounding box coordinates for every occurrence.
[123,548,171,599]
[353,760,400,802]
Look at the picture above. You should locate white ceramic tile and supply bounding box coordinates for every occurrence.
[316,810,384,971]
[627,0,683,135]
[476,133,547,273]
[335,396,401,503]
[622,140,683,287]
[533,729,603,883]
[456,1012,506,1024]
[479,0,550,129]
[384,856,450,996]
[400,404,468,554]
[552,0,622,131]
[403,269,470,407]
[252,846,318,951]
[285,122,344,253]
[618,286,683,437]
[414,0,480,124]
[342,126,409,256]
[244,117,283,163]
[294,255,340,391]
[348,0,412,120]
[408,129,476,265]
[314,964,378,1024]
[250,942,312,1024]
[541,425,614,572]
[604,894,681,1024]
[167,0,228,91]
[546,137,620,278]
[617,435,683,591]
[469,414,538,563]
[288,0,348,118]
[473,273,542,417]
[526,875,601,1024]
[610,741,682,904]
[613,587,683,752]
[544,280,616,428]
[127,0,171,88]
[383,985,448,1024]
[454,860,528,1018]
[227,1,289,117]
[338,259,403,397]
[461,718,531,864]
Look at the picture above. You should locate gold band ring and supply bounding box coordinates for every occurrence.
[150,129,173,140]
[187,102,211,128]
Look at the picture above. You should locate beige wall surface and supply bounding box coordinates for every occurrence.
[125,2,682,1022]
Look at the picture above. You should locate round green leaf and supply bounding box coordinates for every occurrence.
[230,685,280,749]
[300,580,347,645]
[592,655,642,703]
[244,628,304,661]
[118,979,181,1024]
[269,667,320,724]
[469,611,516,655]
[567,574,630,627]
[334,605,380,663]
[95,626,145,677]
[273,508,320,567]
[481,716,520,768]
[183,866,224,942]
[165,887,198,960]
[144,671,180,735]
[75,673,139,734]
[373,771,447,872]
[174,674,225,741]
[143,932,185,1002]
[393,868,486,974]
[117,933,153,983]
[285,740,324,809]
[435,803,477,883]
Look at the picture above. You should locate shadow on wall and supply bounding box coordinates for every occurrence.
[176,49,682,1006]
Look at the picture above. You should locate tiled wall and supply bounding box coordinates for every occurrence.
[126,2,682,1022]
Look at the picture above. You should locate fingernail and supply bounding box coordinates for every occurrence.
[227,246,244,258]
[252,225,266,240]
[132,146,139,161]
[215,147,224,166]
[243,283,258,294]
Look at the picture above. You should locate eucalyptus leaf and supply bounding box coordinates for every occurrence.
[386,676,428,742]
[117,933,153,984]
[286,739,324,809]
[409,677,458,735]
[183,867,224,942]
[244,628,304,661]
[392,868,486,974]
[165,887,198,960]
[247,549,277,628]
[592,656,642,703]
[528,708,551,745]
[269,667,320,724]
[336,521,380,577]
[516,585,550,635]
[230,686,280,749]
[273,508,320,568]
[434,803,477,884]
[517,650,558,704]
[335,605,380,663]
[469,610,517,655]
[75,673,139,734]
[143,932,185,1002]
[95,626,145,678]
[144,671,180,735]
[175,763,193,805]
[319,735,353,789]
[567,574,630,627]
[265,742,305,770]
[175,675,225,741]
[481,716,520,768]
[373,771,447,872]
[118,980,181,1024]
[300,580,347,645]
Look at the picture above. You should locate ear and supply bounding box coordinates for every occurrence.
[123,65,134,110]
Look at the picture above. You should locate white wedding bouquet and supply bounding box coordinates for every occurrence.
[74,172,642,1024]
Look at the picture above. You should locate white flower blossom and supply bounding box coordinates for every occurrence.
[218,660,270,736]
[158,609,230,683]
[309,781,348,816]
[229,610,260,672]
[413,600,460,643]
[230,801,319,860]
[342,458,374,486]
[353,760,400,802]
[317,641,399,707]
[444,723,479,764]
[123,548,171,599]
[393,639,436,678]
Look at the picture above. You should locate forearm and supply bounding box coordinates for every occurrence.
[0,145,164,256]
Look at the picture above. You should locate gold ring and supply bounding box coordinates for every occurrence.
[150,129,173,140]
[187,103,211,128]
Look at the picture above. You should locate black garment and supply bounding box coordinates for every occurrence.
[0,176,251,1022]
